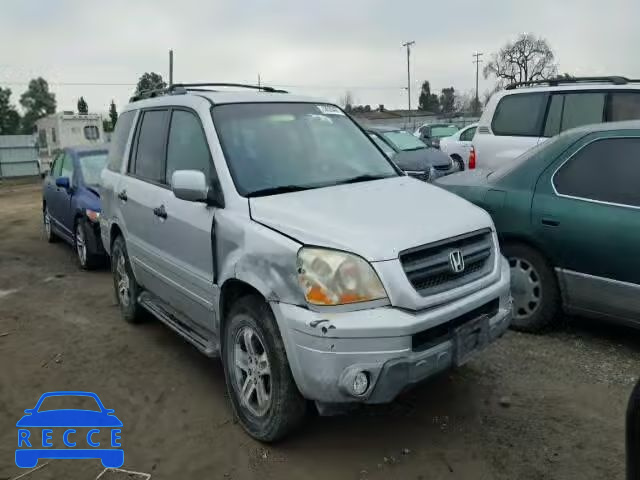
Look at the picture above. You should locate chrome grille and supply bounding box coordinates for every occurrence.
[400,229,494,295]
[433,164,451,171]
[406,170,430,182]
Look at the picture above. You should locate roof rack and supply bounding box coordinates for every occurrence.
[505,76,640,90]
[129,82,288,102]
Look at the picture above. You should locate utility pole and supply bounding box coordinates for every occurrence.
[258,74,261,89]
[473,52,484,112]
[402,41,415,111]
[169,49,174,86]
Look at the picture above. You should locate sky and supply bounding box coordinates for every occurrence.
[1,0,639,115]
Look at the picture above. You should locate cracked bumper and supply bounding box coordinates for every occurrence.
[271,257,512,404]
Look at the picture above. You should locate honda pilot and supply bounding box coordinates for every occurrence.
[100,83,512,441]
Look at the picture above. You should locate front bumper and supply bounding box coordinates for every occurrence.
[271,257,512,404]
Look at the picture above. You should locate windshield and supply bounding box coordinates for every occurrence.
[431,126,459,138]
[78,152,108,186]
[369,133,396,157]
[381,131,426,151]
[212,103,398,196]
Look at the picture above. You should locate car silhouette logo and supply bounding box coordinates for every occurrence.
[15,391,123,469]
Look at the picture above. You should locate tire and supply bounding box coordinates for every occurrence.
[75,218,101,270]
[111,235,143,323]
[43,206,57,243]
[451,154,464,171]
[503,242,560,333]
[222,295,306,442]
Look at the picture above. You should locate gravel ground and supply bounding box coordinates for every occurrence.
[1,181,638,480]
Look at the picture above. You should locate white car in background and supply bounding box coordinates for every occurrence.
[472,76,640,171]
[439,123,477,171]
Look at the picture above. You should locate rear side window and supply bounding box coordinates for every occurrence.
[609,92,640,121]
[132,110,169,183]
[561,93,605,131]
[492,93,546,136]
[106,110,136,172]
[165,110,211,185]
[554,137,640,207]
[544,93,606,137]
[459,126,476,142]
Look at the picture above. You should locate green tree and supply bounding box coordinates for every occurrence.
[484,33,557,85]
[109,100,118,129]
[418,81,440,112]
[134,72,167,96]
[0,87,21,135]
[77,96,88,114]
[439,87,456,114]
[19,77,56,134]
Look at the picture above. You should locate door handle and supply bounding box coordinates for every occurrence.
[117,190,128,202]
[153,205,167,219]
[541,217,560,227]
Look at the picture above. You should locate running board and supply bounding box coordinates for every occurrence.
[138,292,219,357]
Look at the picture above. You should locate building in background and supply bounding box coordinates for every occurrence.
[35,112,104,171]
[0,135,39,179]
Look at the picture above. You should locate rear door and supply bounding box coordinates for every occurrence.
[151,108,218,332]
[478,92,547,170]
[533,134,640,322]
[119,109,170,291]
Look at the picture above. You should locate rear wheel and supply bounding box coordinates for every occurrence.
[503,242,560,333]
[43,207,57,243]
[223,295,306,442]
[111,235,143,323]
[451,154,464,171]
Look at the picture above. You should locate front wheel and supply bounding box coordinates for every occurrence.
[503,243,560,333]
[223,295,306,442]
[75,219,101,270]
[111,235,143,323]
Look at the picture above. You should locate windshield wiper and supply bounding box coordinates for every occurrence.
[403,146,426,151]
[246,184,316,198]
[331,174,394,186]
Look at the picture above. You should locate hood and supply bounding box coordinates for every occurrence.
[77,186,102,212]
[392,148,450,171]
[249,176,493,261]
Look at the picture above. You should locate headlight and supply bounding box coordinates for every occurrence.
[297,248,387,306]
[85,209,101,223]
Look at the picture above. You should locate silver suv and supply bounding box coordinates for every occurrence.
[100,83,512,441]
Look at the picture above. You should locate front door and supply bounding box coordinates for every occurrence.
[150,108,218,333]
[533,134,640,322]
[48,152,75,239]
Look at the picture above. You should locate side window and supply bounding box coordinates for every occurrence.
[107,110,136,172]
[165,110,212,184]
[492,93,546,136]
[609,92,640,122]
[84,126,100,140]
[60,154,74,180]
[459,127,476,142]
[560,93,605,132]
[554,137,640,207]
[132,110,169,183]
[51,153,63,177]
[543,94,563,137]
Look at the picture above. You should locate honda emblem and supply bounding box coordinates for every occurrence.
[449,250,465,274]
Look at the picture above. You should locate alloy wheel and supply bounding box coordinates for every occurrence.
[233,326,272,417]
[115,252,130,307]
[75,224,87,266]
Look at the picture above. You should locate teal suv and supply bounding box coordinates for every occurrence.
[437,121,640,332]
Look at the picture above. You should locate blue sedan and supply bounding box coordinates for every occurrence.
[43,146,108,269]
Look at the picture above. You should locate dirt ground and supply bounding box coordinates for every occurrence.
[1,181,638,480]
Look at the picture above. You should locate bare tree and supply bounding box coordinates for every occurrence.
[484,33,557,85]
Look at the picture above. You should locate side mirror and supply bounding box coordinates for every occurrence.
[55,177,70,189]
[171,170,209,203]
